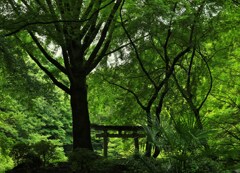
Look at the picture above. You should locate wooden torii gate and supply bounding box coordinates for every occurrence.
[91,124,145,157]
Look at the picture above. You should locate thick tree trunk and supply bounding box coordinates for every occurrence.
[70,75,93,150]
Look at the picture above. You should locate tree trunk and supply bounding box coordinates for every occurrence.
[145,142,152,157]
[145,112,152,157]
[70,75,93,150]
[153,146,160,158]
[192,107,203,130]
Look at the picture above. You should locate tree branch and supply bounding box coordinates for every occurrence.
[186,46,196,95]
[46,0,63,33]
[120,0,157,89]
[163,2,177,63]
[86,21,116,74]
[15,36,70,94]
[27,50,70,94]
[102,77,147,111]
[155,83,169,122]
[4,0,116,37]
[85,0,122,68]
[61,46,74,83]
[29,32,68,75]
[78,0,102,42]
[198,50,213,110]
[104,34,150,56]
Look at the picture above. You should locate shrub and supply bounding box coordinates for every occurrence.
[10,142,34,166]
[10,140,66,169]
[32,140,57,166]
[68,148,100,172]
[0,154,14,173]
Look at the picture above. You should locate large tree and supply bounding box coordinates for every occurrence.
[0,0,122,150]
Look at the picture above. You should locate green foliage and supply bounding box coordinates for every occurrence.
[10,140,66,169]
[10,142,32,166]
[159,153,224,173]
[0,155,14,173]
[69,154,161,173]
[32,140,57,166]
[0,0,240,172]
[68,148,100,172]
[142,114,222,172]
[125,154,161,173]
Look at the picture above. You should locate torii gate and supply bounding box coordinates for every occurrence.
[91,124,145,157]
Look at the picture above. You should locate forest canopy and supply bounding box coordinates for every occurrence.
[0,0,239,173]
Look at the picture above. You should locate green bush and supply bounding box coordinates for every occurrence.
[0,154,14,173]
[10,140,66,168]
[156,150,225,173]
[90,154,162,173]
[68,148,100,172]
[32,140,57,166]
[124,154,161,173]
[10,142,35,166]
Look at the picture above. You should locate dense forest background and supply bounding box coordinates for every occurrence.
[0,0,239,172]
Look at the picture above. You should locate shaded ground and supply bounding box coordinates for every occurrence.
[6,150,236,173]
[6,160,134,173]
